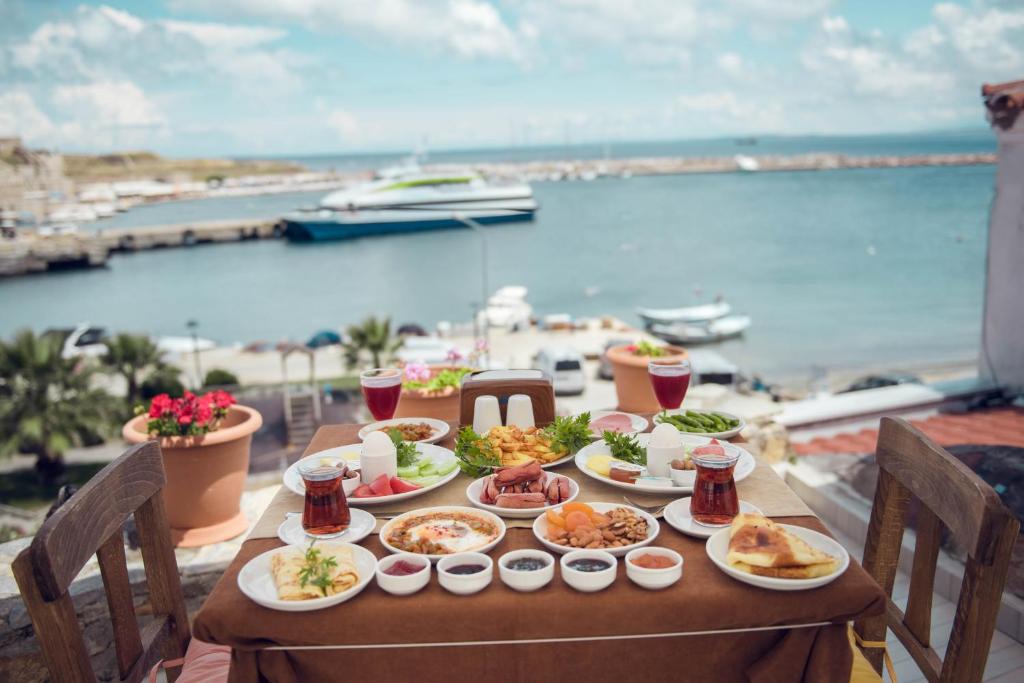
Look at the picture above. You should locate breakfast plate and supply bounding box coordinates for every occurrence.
[532,502,660,558]
[655,409,746,440]
[237,543,377,611]
[705,524,849,591]
[357,417,450,445]
[283,442,459,506]
[465,473,580,519]
[663,498,763,539]
[573,433,756,494]
[379,506,507,562]
[277,508,376,546]
[584,411,648,439]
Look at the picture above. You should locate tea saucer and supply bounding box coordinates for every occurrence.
[663,498,762,539]
[277,508,376,546]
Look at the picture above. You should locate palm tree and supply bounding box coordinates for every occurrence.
[101,333,165,407]
[342,316,400,369]
[0,330,116,482]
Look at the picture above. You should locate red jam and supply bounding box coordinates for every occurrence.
[383,560,425,576]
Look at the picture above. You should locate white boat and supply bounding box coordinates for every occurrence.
[156,336,216,354]
[283,163,536,241]
[478,286,533,330]
[649,315,751,345]
[735,155,760,172]
[636,301,731,326]
[59,323,108,359]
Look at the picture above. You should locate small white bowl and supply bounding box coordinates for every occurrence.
[625,547,683,590]
[437,553,493,596]
[498,550,555,592]
[375,553,431,596]
[560,550,617,593]
[669,466,696,488]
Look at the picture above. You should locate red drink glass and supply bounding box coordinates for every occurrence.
[689,448,740,527]
[360,368,402,421]
[300,463,351,537]
[648,360,692,411]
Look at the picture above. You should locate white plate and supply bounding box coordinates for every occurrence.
[379,506,507,562]
[584,410,649,439]
[357,417,450,445]
[532,502,660,558]
[284,443,459,507]
[573,433,756,494]
[237,543,377,611]
[655,410,746,440]
[663,499,763,539]
[465,473,580,519]
[705,523,850,591]
[277,508,376,546]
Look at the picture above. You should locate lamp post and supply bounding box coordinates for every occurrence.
[452,212,490,367]
[186,319,203,388]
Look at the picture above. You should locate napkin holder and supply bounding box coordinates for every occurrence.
[459,370,555,428]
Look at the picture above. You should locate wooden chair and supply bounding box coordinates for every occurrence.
[853,417,1020,682]
[13,441,192,682]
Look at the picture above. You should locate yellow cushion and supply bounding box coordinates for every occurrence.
[848,626,884,683]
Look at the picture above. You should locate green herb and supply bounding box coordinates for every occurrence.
[543,412,592,455]
[403,367,472,393]
[454,426,501,477]
[631,340,667,357]
[602,431,646,465]
[387,428,419,467]
[298,542,338,597]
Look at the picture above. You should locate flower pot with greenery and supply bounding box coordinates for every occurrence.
[606,340,688,413]
[393,363,472,421]
[122,390,262,547]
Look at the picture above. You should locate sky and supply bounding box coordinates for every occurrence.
[0,0,1021,157]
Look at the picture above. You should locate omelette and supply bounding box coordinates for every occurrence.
[270,544,359,600]
[726,513,839,579]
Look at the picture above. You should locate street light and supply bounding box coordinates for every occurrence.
[186,319,203,387]
[452,212,490,367]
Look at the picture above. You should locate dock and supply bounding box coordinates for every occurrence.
[0,218,282,277]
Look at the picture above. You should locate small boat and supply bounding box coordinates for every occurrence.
[649,315,751,345]
[734,155,760,172]
[156,336,216,354]
[478,286,533,330]
[636,301,731,326]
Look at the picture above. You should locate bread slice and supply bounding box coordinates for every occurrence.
[726,513,838,579]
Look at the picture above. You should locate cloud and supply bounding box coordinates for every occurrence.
[325,109,360,140]
[0,90,62,141]
[51,80,164,128]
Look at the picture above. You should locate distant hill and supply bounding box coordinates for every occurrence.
[62,151,306,183]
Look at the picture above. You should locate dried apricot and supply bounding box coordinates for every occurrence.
[562,502,594,516]
[545,509,566,528]
[589,512,610,525]
[564,511,592,531]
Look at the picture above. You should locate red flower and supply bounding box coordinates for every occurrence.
[211,390,235,409]
[148,393,173,418]
[195,401,213,426]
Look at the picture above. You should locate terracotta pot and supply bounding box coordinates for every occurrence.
[605,344,688,413]
[393,366,466,421]
[122,405,262,547]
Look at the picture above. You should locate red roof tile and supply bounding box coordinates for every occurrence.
[792,407,1024,456]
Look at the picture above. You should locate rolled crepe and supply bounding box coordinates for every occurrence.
[271,544,359,600]
[726,513,838,579]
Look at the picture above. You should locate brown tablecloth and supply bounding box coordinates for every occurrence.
[193,421,885,682]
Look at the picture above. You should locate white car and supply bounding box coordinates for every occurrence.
[535,345,586,396]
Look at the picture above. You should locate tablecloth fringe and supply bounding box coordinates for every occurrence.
[264,621,833,651]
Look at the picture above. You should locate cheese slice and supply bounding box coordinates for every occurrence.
[726,513,838,579]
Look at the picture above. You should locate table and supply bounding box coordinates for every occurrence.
[193,421,885,682]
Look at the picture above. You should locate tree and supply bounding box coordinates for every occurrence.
[342,316,400,370]
[101,333,165,408]
[203,368,239,388]
[0,330,116,482]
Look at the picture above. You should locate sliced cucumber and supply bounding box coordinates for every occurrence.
[406,474,443,487]
[397,465,420,479]
[434,460,458,476]
[417,459,435,473]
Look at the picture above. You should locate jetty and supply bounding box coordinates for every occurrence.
[0,218,282,277]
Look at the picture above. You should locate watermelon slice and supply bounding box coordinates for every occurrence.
[352,484,376,498]
[390,477,422,494]
[692,444,727,457]
[368,473,394,496]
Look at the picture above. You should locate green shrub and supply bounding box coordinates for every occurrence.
[203,368,240,388]
[141,366,185,400]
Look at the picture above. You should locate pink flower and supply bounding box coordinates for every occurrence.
[445,348,464,363]
[403,361,431,383]
[474,339,488,352]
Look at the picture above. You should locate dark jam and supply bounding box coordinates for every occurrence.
[383,560,425,576]
[506,557,548,572]
[567,559,612,572]
[446,564,486,575]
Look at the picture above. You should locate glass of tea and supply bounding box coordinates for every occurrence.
[648,359,692,411]
[360,368,402,421]
[299,463,351,538]
[689,448,740,527]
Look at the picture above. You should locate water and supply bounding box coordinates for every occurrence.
[0,134,996,380]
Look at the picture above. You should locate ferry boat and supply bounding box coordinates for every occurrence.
[282,164,536,241]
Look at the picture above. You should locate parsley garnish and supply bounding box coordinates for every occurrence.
[387,428,419,468]
[543,412,592,455]
[602,431,646,465]
[454,426,501,477]
[298,542,338,597]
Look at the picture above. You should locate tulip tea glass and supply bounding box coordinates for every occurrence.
[300,463,351,537]
[689,448,740,527]
[648,359,692,412]
[360,368,403,421]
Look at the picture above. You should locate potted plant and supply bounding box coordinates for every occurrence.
[122,390,262,547]
[393,360,472,421]
[605,340,688,413]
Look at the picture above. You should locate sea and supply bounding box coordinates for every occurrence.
[0,131,997,381]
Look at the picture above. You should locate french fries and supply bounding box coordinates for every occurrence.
[485,425,566,466]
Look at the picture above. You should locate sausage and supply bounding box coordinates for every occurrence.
[495,492,547,508]
[557,477,571,502]
[493,461,543,486]
[545,478,560,505]
[481,476,501,504]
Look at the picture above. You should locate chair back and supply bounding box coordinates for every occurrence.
[854,417,1019,682]
[13,441,190,683]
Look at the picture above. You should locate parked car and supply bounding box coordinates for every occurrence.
[535,345,586,395]
[838,373,922,394]
[597,338,632,380]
